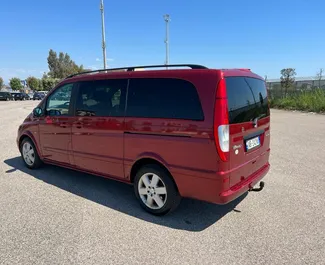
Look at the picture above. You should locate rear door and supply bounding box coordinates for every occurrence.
[226,76,270,186]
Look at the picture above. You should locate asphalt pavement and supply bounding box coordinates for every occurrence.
[0,101,324,265]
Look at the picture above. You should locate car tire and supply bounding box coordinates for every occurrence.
[20,138,42,169]
[6,97,9,101]
[134,164,181,215]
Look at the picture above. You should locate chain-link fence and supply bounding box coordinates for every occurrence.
[267,79,325,100]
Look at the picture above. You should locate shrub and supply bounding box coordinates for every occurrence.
[270,89,325,113]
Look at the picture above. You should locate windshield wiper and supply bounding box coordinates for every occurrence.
[251,114,266,127]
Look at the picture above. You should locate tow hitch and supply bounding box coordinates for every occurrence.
[249,181,265,192]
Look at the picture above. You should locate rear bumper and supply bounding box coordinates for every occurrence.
[218,163,270,204]
[173,162,270,205]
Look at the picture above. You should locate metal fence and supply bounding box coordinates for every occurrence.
[266,79,325,98]
[268,87,325,100]
[268,89,300,100]
[267,79,325,100]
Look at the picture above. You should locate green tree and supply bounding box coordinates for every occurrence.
[47,49,59,78]
[38,78,43,90]
[280,68,296,97]
[47,49,84,79]
[42,72,49,79]
[0,77,4,89]
[10,77,23,91]
[42,77,60,91]
[26,76,40,91]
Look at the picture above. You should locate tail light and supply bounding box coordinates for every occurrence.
[214,78,229,161]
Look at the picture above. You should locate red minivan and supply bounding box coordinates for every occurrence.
[17,64,270,215]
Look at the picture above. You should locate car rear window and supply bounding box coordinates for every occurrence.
[226,77,269,124]
[126,78,204,120]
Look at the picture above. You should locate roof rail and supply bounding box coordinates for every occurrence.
[66,64,208,79]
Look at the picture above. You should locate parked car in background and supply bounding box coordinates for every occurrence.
[12,92,30,101]
[53,91,70,101]
[38,91,48,96]
[28,93,34,100]
[17,64,270,215]
[0,92,14,101]
[33,92,45,100]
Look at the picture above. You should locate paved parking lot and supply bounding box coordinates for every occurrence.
[0,101,324,265]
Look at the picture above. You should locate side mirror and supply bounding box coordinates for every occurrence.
[33,107,43,117]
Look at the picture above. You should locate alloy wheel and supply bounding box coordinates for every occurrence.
[138,173,168,210]
[22,142,35,166]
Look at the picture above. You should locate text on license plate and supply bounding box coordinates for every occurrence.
[246,136,260,150]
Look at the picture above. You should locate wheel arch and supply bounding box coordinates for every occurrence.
[130,157,179,192]
[18,132,42,158]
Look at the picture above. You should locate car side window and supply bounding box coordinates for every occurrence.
[46,83,73,116]
[126,78,204,120]
[75,79,127,117]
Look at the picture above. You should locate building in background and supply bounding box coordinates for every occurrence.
[20,80,27,88]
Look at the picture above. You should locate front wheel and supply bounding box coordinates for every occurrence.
[20,138,42,169]
[134,164,181,215]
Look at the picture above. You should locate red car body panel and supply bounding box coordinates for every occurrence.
[17,68,270,205]
[71,116,125,179]
[38,115,75,165]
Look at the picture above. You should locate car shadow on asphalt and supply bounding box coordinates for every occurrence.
[4,157,247,232]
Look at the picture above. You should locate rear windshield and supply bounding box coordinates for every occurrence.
[226,77,269,124]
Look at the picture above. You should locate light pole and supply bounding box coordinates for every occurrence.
[163,14,170,67]
[100,0,107,69]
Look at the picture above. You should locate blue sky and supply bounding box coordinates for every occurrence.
[0,0,324,83]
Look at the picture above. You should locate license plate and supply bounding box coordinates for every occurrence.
[246,136,260,150]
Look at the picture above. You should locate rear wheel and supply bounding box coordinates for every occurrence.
[134,164,181,215]
[20,138,42,169]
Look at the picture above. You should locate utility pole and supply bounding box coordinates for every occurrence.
[100,0,107,69]
[163,14,170,67]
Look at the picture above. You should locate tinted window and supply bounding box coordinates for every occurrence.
[46,83,73,116]
[226,77,269,124]
[75,79,127,117]
[126,78,204,120]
